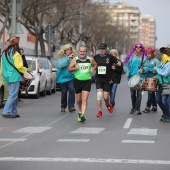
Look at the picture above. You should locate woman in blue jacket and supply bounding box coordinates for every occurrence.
[56,44,77,113]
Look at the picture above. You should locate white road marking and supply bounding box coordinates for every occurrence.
[127,128,157,136]
[0,138,26,142]
[13,127,52,133]
[123,118,132,129]
[0,113,70,150]
[122,140,155,144]
[57,139,90,142]
[71,127,105,134]
[0,157,170,165]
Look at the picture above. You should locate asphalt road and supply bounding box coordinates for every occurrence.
[0,75,170,170]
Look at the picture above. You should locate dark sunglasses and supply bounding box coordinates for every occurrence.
[136,46,142,48]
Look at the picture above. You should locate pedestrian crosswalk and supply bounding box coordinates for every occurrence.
[0,125,158,144]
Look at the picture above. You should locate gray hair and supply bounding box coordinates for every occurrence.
[110,49,119,59]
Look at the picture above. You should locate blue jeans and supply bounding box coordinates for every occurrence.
[60,79,75,109]
[146,91,157,108]
[3,81,20,115]
[110,83,118,106]
[130,88,142,111]
[156,85,170,117]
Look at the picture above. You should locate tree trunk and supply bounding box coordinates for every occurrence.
[39,35,45,57]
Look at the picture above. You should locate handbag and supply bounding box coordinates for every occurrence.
[162,83,170,95]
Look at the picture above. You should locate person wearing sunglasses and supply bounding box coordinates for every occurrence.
[123,42,149,115]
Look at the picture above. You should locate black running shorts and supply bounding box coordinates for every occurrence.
[95,78,110,92]
[74,78,92,94]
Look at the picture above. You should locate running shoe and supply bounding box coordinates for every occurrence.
[106,103,113,113]
[80,114,86,123]
[96,111,102,117]
[77,113,86,123]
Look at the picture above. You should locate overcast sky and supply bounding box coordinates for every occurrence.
[109,0,170,48]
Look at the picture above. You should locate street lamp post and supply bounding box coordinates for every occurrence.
[10,0,16,37]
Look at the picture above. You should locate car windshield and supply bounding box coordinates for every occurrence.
[26,60,36,70]
[39,59,49,69]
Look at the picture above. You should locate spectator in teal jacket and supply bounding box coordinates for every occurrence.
[154,47,170,123]
[143,47,161,113]
[1,36,33,118]
[123,42,149,115]
[56,44,77,113]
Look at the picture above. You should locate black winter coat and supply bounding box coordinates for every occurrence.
[110,61,123,84]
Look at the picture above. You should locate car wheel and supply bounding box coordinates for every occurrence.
[0,87,4,108]
[35,84,40,99]
[46,83,52,95]
[52,84,56,93]
[47,88,52,95]
[40,86,46,97]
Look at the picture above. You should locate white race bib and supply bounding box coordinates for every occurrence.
[98,66,106,74]
[78,63,89,73]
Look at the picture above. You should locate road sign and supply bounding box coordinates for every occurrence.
[45,23,54,42]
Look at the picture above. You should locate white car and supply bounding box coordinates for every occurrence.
[0,61,8,108]
[49,58,61,91]
[39,58,57,95]
[21,56,47,98]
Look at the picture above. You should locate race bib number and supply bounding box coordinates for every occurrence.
[78,63,89,73]
[98,66,106,74]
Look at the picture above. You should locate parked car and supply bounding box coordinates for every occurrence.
[0,68,8,108]
[39,58,57,94]
[49,58,61,91]
[21,56,47,98]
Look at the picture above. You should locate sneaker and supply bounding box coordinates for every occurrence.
[61,107,65,112]
[69,107,76,112]
[80,114,86,123]
[150,107,157,112]
[160,115,166,121]
[2,114,10,118]
[96,111,102,117]
[143,108,150,113]
[77,113,82,122]
[77,113,86,123]
[2,114,16,118]
[162,117,170,123]
[130,108,135,114]
[15,114,20,118]
[134,110,142,115]
[106,103,113,113]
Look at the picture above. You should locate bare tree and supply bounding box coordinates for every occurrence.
[0,0,11,39]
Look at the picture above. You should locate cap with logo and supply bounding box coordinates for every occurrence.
[99,43,107,49]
